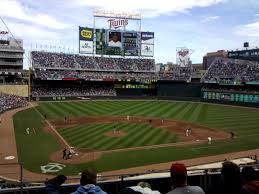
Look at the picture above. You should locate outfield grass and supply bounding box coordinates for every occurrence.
[13,100,259,175]
[58,123,177,150]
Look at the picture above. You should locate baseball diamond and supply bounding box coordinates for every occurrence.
[12,100,259,175]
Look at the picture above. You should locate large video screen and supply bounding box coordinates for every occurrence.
[94,29,154,57]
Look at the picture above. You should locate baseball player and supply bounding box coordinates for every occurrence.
[186,128,189,136]
[127,115,130,121]
[208,137,212,144]
[26,128,30,135]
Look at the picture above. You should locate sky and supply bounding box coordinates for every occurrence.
[1,0,259,69]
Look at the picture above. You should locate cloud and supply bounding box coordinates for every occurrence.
[255,14,259,17]
[73,0,225,18]
[6,21,60,40]
[201,15,220,23]
[235,22,259,37]
[0,0,69,29]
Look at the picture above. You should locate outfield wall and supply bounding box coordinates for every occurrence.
[0,85,28,97]
[157,82,201,98]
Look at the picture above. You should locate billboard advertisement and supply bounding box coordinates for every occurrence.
[141,32,154,44]
[79,27,94,54]
[123,32,138,56]
[141,44,154,57]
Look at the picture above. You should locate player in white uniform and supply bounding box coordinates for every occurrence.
[208,137,212,144]
[26,128,30,135]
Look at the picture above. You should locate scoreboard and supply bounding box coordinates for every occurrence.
[123,32,138,56]
[79,27,154,57]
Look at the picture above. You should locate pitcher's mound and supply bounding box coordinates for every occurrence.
[104,131,127,137]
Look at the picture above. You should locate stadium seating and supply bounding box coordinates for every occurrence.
[31,51,156,71]
[0,92,28,113]
[32,86,116,97]
[201,57,259,83]
[34,69,158,81]
[160,66,192,81]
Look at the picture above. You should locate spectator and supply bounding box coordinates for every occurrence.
[71,169,107,194]
[166,163,204,194]
[119,181,160,194]
[240,166,259,194]
[45,175,67,194]
[0,92,28,113]
[207,161,241,194]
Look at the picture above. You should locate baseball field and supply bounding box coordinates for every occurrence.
[12,100,259,175]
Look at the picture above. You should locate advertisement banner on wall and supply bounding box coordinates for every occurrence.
[79,27,94,54]
[141,44,154,56]
[141,32,154,44]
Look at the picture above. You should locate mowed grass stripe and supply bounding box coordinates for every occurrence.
[58,125,84,136]
[149,130,177,145]
[96,123,140,150]
[76,123,121,148]
[59,124,105,139]
[91,101,124,113]
[175,103,197,120]
[188,103,204,122]
[62,123,109,144]
[71,102,104,115]
[196,104,209,122]
[135,101,163,116]
[90,123,132,149]
[69,123,115,146]
[123,101,156,116]
[132,126,163,147]
[112,124,149,148]
[162,103,186,118]
[153,102,177,118]
[167,103,190,119]
[61,125,105,145]
[118,124,152,148]
[39,102,66,118]
[120,124,152,148]
[57,102,88,116]
[102,125,151,149]
[181,103,198,120]
[111,101,152,115]
[143,101,170,117]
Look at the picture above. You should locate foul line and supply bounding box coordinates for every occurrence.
[29,102,71,148]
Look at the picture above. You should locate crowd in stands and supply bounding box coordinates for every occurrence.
[32,86,116,97]
[34,70,158,81]
[42,162,259,194]
[0,92,27,113]
[202,85,259,94]
[31,51,155,71]
[202,58,259,83]
[160,66,192,81]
